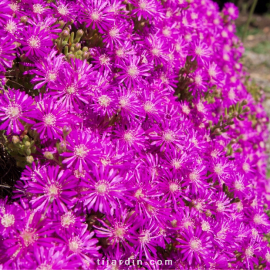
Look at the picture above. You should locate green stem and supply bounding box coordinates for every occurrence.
[242,0,258,42]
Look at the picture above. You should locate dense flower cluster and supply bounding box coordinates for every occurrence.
[0,0,269,269]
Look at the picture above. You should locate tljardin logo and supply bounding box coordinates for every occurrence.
[0,0,269,269]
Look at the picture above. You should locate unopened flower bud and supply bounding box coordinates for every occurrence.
[59,20,65,28]
[62,30,70,38]
[20,16,28,23]
[23,135,29,142]
[44,151,54,160]
[67,54,75,61]
[214,128,221,135]
[76,29,84,38]
[75,43,81,50]
[243,107,250,113]
[20,54,27,61]
[82,52,89,59]
[26,149,31,156]
[12,136,20,144]
[25,141,31,147]
[82,46,88,52]
[241,99,248,106]
[26,156,34,164]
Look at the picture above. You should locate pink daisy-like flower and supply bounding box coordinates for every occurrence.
[62,225,100,268]
[30,49,64,90]
[116,55,152,89]
[177,226,212,266]
[147,120,185,152]
[114,123,146,152]
[0,35,16,72]
[61,129,101,172]
[0,89,36,135]
[94,208,135,255]
[190,41,211,66]
[223,2,239,21]
[130,0,162,21]
[79,0,114,32]
[92,88,118,118]
[27,166,78,213]
[117,86,144,121]
[19,25,53,58]
[81,166,132,215]
[32,98,69,140]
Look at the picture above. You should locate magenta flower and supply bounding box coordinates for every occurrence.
[61,225,100,267]
[114,123,146,152]
[81,166,131,215]
[0,35,16,72]
[103,23,126,49]
[147,120,185,152]
[3,210,59,264]
[0,198,25,237]
[32,98,69,139]
[30,49,64,89]
[51,0,75,22]
[79,0,114,32]
[0,89,36,134]
[130,0,163,21]
[19,25,53,58]
[131,219,160,260]
[92,88,118,118]
[116,55,152,89]
[27,166,78,213]
[94,208,135,254]
[177,226,212,266]
[117,86,144,121]
[223,2,239,21]
[61,130,101,172]
[33,246,81,270]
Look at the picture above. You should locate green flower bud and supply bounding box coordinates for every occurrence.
[23,135,29,142]
[241,99,248,106]
[26,148,31,156]
[75,43,81,51]
[25,141,31,147]
[12,136,20,144]
[243,107,250,113]
[67,54,75,61]
[76,50,82,56]
[44,151,54,160]
[82,52,89,60]
[76,29,84,38]
[82,47,88,52]
[26,156,34,164]
[62,30,70,38]
[59,20,65,28]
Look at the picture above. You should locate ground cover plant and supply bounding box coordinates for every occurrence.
[0,0,270,269]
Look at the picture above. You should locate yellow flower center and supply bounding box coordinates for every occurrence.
[189,238,202,251]
[98,95,111,107]
[127,66,139,78]
[28,36,41,49]
[1,213,15,227]
[74,144,89,158]
[95,181,109,195]
[6,105,21,118]
[169,182,179,192]
[43,113,56,127]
